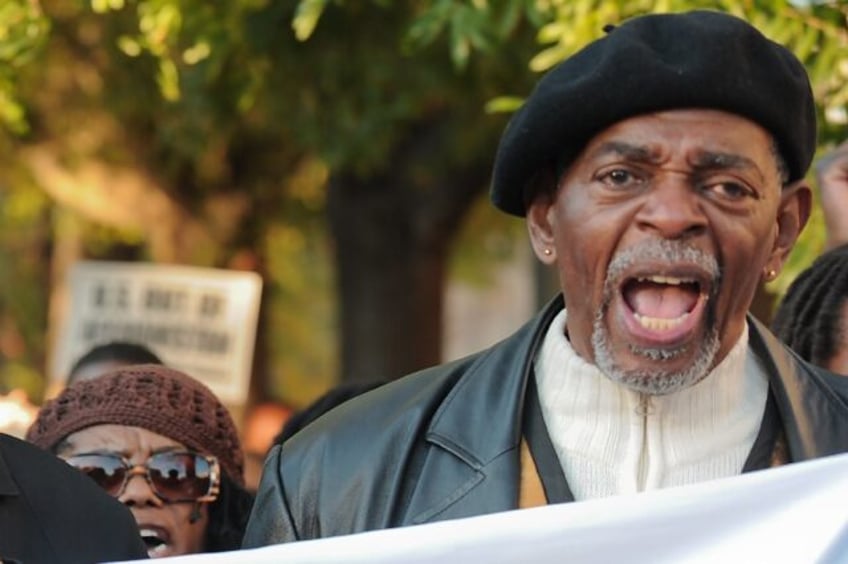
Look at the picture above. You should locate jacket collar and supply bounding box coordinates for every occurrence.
[747,315,848,460]
[428,297,848,473]
[409,298,561,522]
[426,296,563,467]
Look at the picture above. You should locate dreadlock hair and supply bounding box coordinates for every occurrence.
[771,243,848,370]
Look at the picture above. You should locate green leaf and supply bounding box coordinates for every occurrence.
[183,40,211,65]
[157,58,181,101]
[485,95,525,114]
[117,35,142,57]
[293,0,328,41]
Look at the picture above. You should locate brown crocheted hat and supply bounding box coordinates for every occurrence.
[26,364,244,486]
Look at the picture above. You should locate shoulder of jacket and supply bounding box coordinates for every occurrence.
[279,299,564,467]
[798,358,848,400]
[749,315,848,408]
[281,353,483,459]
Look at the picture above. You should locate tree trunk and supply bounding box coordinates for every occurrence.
[327,118,492,383]
[330,177,448,382]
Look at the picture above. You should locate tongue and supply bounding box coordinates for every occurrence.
[625,281,698,318]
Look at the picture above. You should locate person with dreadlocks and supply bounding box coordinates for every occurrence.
[772,243,848,375]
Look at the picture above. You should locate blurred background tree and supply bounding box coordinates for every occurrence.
[0,0,845,409]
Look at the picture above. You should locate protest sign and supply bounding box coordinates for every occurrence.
[51,261,262,404]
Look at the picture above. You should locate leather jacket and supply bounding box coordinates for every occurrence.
[0,433,147,563]
[243,297,848,547]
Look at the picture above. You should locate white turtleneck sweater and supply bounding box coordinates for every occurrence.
[533,309,769,500]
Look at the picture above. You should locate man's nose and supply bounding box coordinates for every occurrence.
[634,174,708,239]
[118,468,164,508]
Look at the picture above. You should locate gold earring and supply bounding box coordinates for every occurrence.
[766,269,777,280]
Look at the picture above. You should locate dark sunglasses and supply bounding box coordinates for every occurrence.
[65,451,220,503]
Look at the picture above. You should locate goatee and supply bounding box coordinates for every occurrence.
[591,239,721,396]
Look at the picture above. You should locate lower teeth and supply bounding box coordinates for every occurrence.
[634,312,687,330]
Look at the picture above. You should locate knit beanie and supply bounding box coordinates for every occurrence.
[26,364,244,486]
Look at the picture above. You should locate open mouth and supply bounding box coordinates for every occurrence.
[139,527,170,558]
[619,271,710,344]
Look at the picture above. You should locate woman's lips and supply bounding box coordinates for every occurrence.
[138,524,172,558]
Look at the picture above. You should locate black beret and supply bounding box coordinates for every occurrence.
[491,10,817,216]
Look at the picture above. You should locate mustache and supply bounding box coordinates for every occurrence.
[605,239,720,288]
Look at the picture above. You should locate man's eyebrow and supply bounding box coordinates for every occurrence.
[589,141,658,163]
[689,150,759,172]
[589,143,765,177]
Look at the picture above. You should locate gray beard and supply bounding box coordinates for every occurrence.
[590,239,722,396]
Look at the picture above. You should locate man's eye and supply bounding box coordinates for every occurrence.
[705,181,755,200]
[599,169,640,186]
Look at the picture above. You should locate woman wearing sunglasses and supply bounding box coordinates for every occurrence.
[26,364,254,558]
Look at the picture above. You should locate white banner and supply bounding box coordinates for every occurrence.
[51,261,262,405]
[140,452,848,563]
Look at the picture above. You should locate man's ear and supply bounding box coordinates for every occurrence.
[526,189,558,265]
[768,181,812,272]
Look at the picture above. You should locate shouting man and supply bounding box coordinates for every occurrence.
[244,10,848,544]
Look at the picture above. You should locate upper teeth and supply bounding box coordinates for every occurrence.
[637,275,693,285]
[139,528,165,546]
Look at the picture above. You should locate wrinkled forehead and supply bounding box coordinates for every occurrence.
[567,109,782,177]
[59,424,186,457]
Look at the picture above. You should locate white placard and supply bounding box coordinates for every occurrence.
[118,452,848,563]
[51,261,262,404]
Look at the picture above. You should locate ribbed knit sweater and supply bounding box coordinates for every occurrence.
[534,309,768,500]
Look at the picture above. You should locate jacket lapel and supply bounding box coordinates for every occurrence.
[748,315,848,459]
[412,299,563,523]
